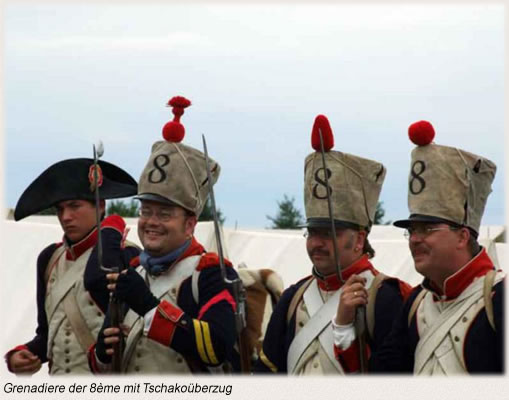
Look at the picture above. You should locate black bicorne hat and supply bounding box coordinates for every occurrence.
[14,158,138,221]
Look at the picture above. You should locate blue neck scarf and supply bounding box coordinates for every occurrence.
[139,239,191,276]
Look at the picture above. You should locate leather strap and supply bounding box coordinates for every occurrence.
[408,289,427,327]
[366,273,387,340]
[62,292,96,353]
[483,270,496,331]
[286,277,314,324]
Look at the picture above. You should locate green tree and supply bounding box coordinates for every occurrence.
[107,199,139,217]
[374,201,391,225]
[267,194,304,229]
[199,197,226,225]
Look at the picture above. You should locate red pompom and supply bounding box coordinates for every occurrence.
[162,96,192,142]
[167,96,191,109]
[311,114,334,152]
[408,120,435,146]
[162,121,185,142]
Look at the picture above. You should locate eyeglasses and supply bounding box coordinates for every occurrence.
[403,226,458,240]
[138,207,186,222]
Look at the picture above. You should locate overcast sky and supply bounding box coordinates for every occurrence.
[2,3,505,228]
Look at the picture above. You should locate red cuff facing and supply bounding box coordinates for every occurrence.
[101,215,126,234]
[5,345,29,373]
[198,289,237,320]
[147,300,184,347]
[334,339,371,373]
[129,256,141,268]
[87,343,101,374]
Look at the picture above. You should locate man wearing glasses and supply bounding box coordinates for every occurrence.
[255,115,411,374]
[88,96,239,373]
[334,120,504,374]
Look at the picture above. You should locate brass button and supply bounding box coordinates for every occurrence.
[65,358,70,363]
[89,301,94,306]
[97,312,102,317]
[65,339,70,344]
[171,288,177,295]
[313,362,319,368]
[462,317,468,323]
[137,352,142,358]
[65,349,70,354]
[65,368,71,373]
[298,321,304,327]
[454,336,460,342]
[65,331,71,337]
[176,357,183,364]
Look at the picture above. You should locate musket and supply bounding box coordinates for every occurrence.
[316,128,368,374]
[202,135,251,373]
[93,142,124,373]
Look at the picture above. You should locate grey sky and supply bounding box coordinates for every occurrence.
[3,3,505,228]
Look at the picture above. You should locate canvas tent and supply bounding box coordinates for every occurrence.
[1,216,506,376]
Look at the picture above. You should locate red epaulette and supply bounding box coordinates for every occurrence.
[197,253,233,271]
[129,255,140,268]
[398,280,414,301]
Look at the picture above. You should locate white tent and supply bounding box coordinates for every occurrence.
[1,217,506,376]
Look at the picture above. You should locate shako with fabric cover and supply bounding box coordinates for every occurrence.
[304,115,386,230]
[136,96,220,217]
[393,120,496,236]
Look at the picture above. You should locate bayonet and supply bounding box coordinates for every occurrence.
[92,141,124,373]
[316,129,368,373]
[202,134,250,373]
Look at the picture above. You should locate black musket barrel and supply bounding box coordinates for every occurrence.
[317,129,368,373]
[202,134,250,373]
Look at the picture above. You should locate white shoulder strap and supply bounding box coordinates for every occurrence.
[414,279,485,373]
[287,281,341,374]
[192,268,201,304]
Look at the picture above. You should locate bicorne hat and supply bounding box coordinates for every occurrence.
[14,158,138,221]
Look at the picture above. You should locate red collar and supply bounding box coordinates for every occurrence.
[315,254,377,291]
[63,228,98,261]
[424,248,495,299]
[180,237,205,259]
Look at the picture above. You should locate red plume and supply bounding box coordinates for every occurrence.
[162,96,192,142]
[408,120,435,146]
[311,114,334,151]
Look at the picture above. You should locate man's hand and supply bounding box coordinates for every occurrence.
[95,324,121,364]
[100,215,127,270]
[335,274,368,325]
[8,349,42,375]
[108,268,159,316]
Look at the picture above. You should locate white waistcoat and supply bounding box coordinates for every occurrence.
[290,270,376,375]
[122,255,201,374]
[414,271,505,375]
[45,247,105,375]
